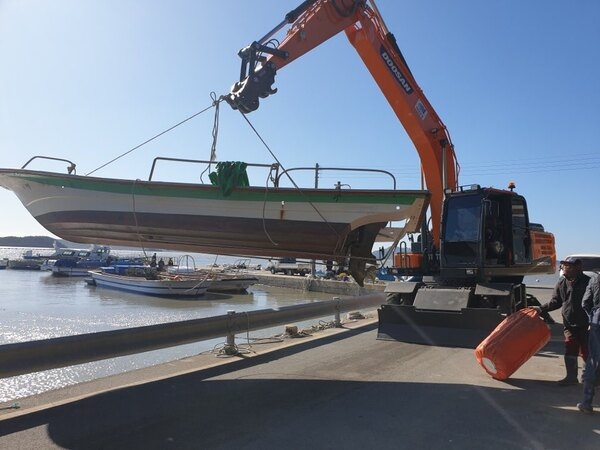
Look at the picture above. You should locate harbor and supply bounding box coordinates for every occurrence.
[0,247,590,449]
[0,246,389,402]
[0,0,598,447]
[3,287,599,449]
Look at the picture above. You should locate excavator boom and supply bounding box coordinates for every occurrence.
[226,0,458,245]
[226,0,556,347]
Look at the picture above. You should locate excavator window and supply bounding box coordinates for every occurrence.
[442,194,482,265]
[444,197,480,242]
[511,198,531,264]
[484,200,506,264]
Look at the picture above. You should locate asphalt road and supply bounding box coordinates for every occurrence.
[1,287,599,449]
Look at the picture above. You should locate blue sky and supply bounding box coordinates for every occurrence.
[1,0,599,260]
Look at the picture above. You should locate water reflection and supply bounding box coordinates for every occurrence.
[0,257,337,402]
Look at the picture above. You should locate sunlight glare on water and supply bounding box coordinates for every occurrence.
[0,247,333,402]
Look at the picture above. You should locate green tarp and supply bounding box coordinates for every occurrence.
[209,161,250,196]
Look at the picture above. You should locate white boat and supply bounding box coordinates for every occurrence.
[0,160,430,284]
[0,258,8,270]
[88,270,210,297]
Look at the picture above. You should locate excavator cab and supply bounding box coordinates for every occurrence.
[440,185,535,283]
[378,185,555,347]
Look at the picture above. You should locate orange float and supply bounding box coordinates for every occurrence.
[475,307,550,380]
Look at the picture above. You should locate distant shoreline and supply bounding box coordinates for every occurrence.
[0,236,59,248]
[0,236,157,251]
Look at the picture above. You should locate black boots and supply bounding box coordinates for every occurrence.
[577,381,595,414]
[557,355,579,386]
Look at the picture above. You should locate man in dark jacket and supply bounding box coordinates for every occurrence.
[534,257,590,385]
[577,273,600,413]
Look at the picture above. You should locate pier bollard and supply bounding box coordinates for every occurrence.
[224,310,237,355]
[333,297,341,327]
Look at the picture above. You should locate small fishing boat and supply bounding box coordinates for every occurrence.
[7,248,55,270]
[165,255,258,293]
[88,269,210,297]
[0,158,429,285]
[174,272,258,293]
[0,258,9,270]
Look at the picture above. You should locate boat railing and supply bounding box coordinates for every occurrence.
[148,157,397,190]
[276,166,397,190]
[148,157,281,183]
[21,156,77,174]
[20,156,398,191]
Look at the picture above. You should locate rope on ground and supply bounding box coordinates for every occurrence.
[304,320,336,333]
[0,402,20,410]
[212,341,255,358]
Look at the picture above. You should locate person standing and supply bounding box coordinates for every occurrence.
[533,257,591,385]
[577,273,600,413]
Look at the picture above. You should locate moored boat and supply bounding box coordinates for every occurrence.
[7,259,43,270]
[165,255,258,293]
[7,248,54,270]
[173,272,258,293]
[51,245,113,277]
[0,158,430,285]
[88,269,210,297]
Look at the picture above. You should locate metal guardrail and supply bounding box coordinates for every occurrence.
[0,293,385,379]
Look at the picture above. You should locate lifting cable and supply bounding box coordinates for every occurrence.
[234,109,341,241]
[86,102,216,176]
[200,92,221,183]
[85,89,345,262]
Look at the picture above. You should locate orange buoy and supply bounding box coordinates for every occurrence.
[475,307,550,380]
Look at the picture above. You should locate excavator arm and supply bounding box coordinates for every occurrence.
[226,0,459,245]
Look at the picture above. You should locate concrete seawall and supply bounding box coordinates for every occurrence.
[251,272,387,296]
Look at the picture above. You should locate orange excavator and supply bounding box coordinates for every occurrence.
[226,0,556,346]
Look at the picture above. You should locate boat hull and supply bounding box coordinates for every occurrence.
[201,276,258,293]
[89,271,210,297]
[0,168,430,283]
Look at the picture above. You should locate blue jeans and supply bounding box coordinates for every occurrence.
[583,323,600,383]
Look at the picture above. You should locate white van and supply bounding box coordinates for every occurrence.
[560,254,600,278]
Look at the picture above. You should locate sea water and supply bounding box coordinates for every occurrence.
[0,247,335,402]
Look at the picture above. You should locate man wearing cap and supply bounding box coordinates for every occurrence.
[576,272,600,413]
[533,257,591,386]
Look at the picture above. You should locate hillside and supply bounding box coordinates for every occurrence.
[0,236,163,251]
[0,236,59,248]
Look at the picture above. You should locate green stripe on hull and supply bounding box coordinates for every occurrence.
[13,172,425,205]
